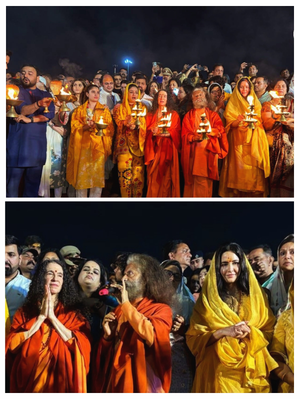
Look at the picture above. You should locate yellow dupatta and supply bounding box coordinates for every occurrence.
[223,78,270,177]
[116,83,147,156]
[186,253,278,391]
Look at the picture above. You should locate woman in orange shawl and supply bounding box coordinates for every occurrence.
[186,242,278,393]
[5,259,91,393]
[113,83,147,197]
[219,77,270,197]
[145,89,181,197]
[66,84,114,197]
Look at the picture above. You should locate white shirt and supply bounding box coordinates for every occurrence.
[5,270,31,322]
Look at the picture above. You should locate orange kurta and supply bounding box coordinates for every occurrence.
[181,107,228,197]
[66,101,114,190]
[92,298,172,393]
[145,110,181,197]
[5,303,91,393]
[219,80,270,197]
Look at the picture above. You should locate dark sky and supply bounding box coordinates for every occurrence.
[6,201,294,269]
[6,6,294,81]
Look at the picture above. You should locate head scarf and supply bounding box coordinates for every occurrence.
[186,251,277,388]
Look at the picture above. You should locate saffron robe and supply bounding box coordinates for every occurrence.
[145,110,181,197]
[5,303,91,393]
[66,101,114,190]
[181,107,228,197]
[92,297,172,393]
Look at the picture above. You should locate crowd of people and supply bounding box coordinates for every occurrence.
[5,233,294,393]
[6,52,294,197]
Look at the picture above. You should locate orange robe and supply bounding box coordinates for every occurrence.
[92,298,172,393]
[5,303,91,393]
[181,108,228,197]
[66,101,114,190]
[219,82,270,197]
[145,110,181,197]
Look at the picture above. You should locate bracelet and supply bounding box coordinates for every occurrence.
[36,101,41,107]
[29,116,34,123]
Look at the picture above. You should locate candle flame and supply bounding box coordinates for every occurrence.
[98,116,104,124]
[269,91,281,99]
[7,88,18,100]
[247,96,253,105]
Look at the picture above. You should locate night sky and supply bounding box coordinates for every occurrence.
[6,5,294,81]
[6,201,294,269]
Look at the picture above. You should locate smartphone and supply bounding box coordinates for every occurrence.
[152,62,157,66]
[173,88,179,96]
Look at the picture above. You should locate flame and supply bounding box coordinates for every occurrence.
[247,96,253,106]
[269,91,281,99]
[7,88,18,100]
[98,116,104,124]
[271,105,279,114]
[60,86,71,95]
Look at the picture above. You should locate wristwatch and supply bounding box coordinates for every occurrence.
[29,117,34,123]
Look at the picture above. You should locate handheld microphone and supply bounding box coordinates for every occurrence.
[98,286,118,296]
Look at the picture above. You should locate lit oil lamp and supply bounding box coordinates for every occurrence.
[269,91,290,122]
[55,85,72,112]
[157,107,172,136]
[131,99,146,128]
[244,96,258,130]
[95,115,108,137]
[6,85,23,118]
[196,113,211,140]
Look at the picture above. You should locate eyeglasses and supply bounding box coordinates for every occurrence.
[163,270,181,281]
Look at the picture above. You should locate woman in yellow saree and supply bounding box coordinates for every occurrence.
[186,242,278,393]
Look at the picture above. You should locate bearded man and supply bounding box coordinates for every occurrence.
[7,64,55,197]
[92,253,174,393]
[181,87,229,197]
[5,235,31,322]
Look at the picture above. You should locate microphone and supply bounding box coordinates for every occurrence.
[98,286,118,296]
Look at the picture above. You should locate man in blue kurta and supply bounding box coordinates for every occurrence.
[6,65,55,197]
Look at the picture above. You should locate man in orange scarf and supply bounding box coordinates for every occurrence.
[92,254,173,393]
[181,87,228,197]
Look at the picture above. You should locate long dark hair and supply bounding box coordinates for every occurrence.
[128,253,174,306]
[22,259,84,319]
[214,243,249,301]
[70,78,87,105]
[150,89,176,115]
[73,258,107,296]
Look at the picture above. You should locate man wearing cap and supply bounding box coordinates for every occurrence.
[24,234,43,254]
[5,235,31,323]
[162,67,172,90]
[183,250,204,280]
[60,245,85,277]
[19,247,38,280]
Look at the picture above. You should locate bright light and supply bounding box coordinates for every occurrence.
[124,59,133,64]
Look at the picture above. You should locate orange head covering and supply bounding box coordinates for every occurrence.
[118,82,141,120]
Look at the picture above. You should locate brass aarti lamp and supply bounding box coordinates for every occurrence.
[244,96,258,130]
[54,83,72,112]
[269,91,290,122]
[6,85,23,118]
[157,107,172,136]
[196,113,211,140]
[131,99,146,128]
[95,115,108,137]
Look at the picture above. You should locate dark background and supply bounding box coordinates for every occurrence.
[6,6,294,81]
[6,201,294,269]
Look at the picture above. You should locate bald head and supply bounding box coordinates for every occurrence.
[102,74,114,93]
